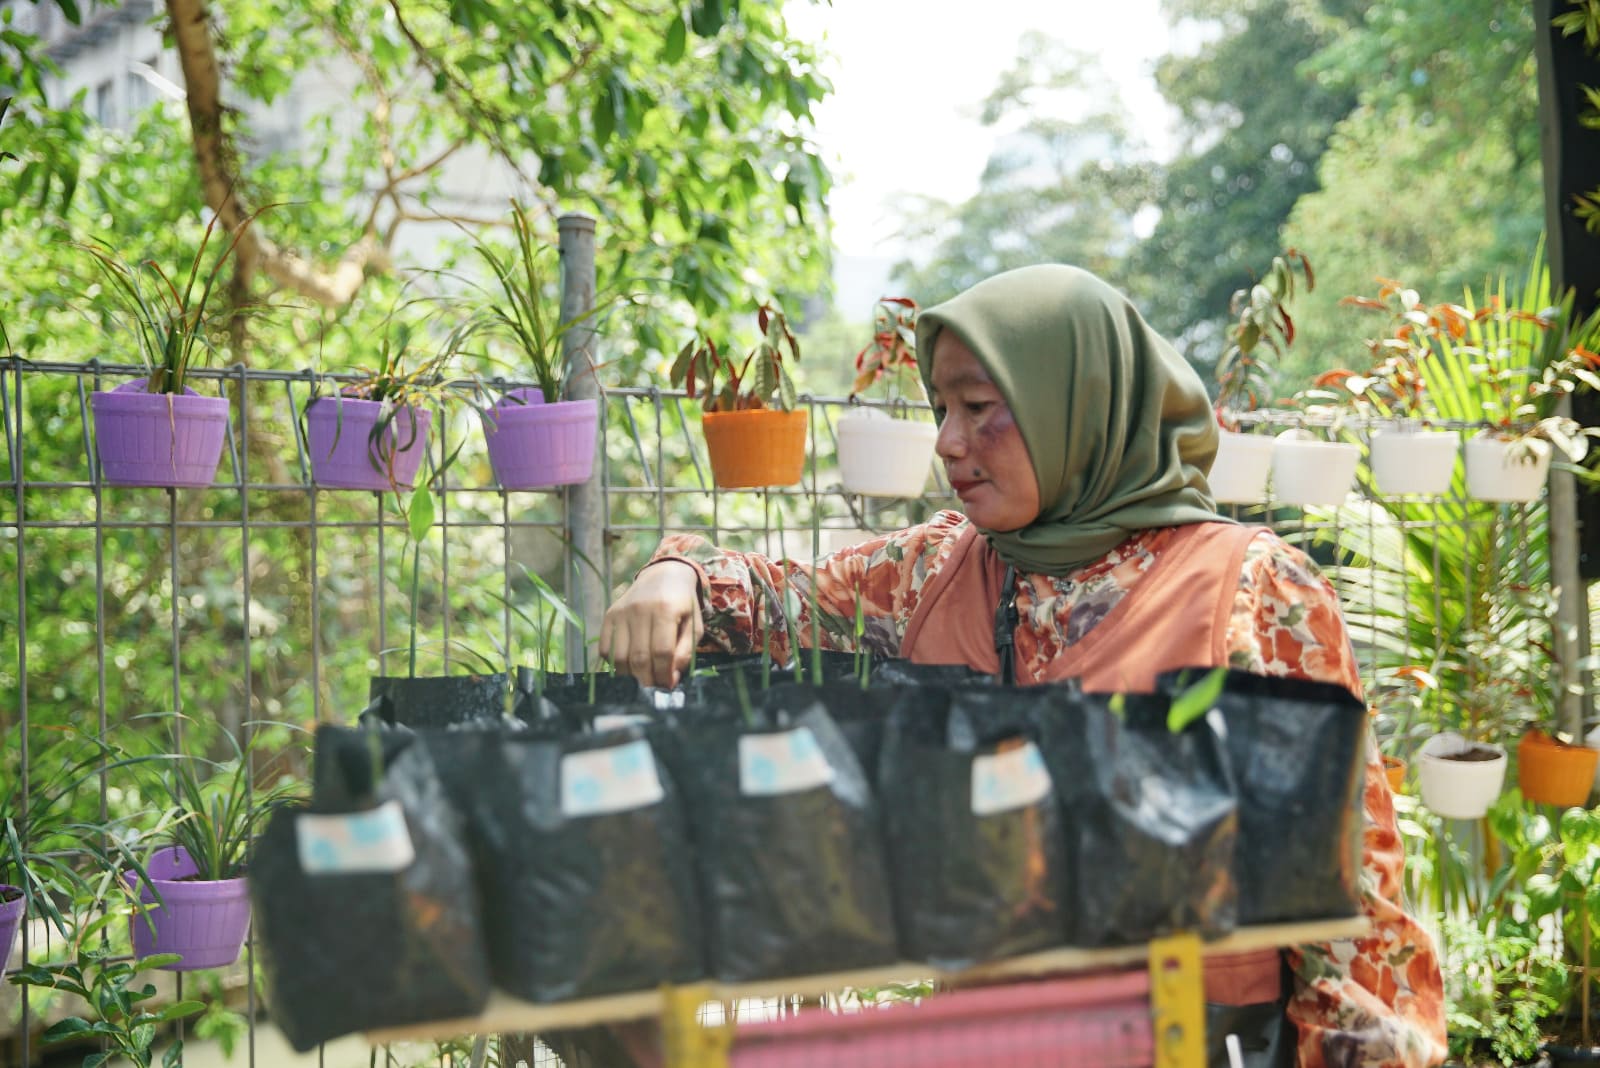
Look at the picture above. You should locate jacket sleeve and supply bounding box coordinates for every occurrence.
[643,510,969,663]
[1227,531,1448,1068]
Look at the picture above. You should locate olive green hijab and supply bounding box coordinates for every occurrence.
[916,264,1225,576]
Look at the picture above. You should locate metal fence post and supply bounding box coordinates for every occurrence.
[559,213,605,671]
[1550,397,1586,736]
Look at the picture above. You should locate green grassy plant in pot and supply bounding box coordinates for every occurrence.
[1328,280,1462,497]
[84,207,266,489]
[1416,678,1510,822]
[1208,250,1313,504]
[0,727,128,968]
[120,731,300,972]
[366,483,509,728]
[671,303,807,489]
[305,323,452,492]
[836,297,938,498]
[456,199,609,490]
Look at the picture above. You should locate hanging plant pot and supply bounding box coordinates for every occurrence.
[368,673,510,729]
[306,396,433,491]
[481,387,599,490]
[1464,432,1550,503]
[90,378,230,488]
[1368,426,1459,496]
[702,409,808,489]
[1271,430,1361,507]
[1416,732,1507,820]
[1518,730,1599,807]
[124,846,251,971]
[1208,430,1276,504]
[1383,755,1406,794]
[0,885,22,965]
[836,408,937,498]
[1588,724,1600,796]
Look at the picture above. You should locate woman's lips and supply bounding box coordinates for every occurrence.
[949,478,983,496]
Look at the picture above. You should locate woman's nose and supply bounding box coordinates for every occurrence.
[935,416,966,461]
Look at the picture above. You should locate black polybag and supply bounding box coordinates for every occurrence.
[867,659,996,689]
[368,672,509,728]
[762,680,888,781]
[477,724,704,1001]
[880,686,1067,967]
[249,726,491,1051]
[1159,668,1368,924]
[659,697,898,981]
[1038,688,1239,945]
[514,667,647,716]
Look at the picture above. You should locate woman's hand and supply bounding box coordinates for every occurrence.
[598,560,705,689]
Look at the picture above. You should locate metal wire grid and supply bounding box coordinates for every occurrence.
[0,358,1553,1066]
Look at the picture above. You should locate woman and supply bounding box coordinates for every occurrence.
[599,265,1446,1068]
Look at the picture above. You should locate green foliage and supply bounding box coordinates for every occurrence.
[669,303,801,412]
[8,910,205,1068]
[1214,249,1314,418]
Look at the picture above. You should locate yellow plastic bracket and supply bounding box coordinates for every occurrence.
[1148,932,1206,1068]
[660,983,733,1068]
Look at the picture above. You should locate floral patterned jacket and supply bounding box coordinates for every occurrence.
[651,509,1446,1068]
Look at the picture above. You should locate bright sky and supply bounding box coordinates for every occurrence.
[786,0,1179,262]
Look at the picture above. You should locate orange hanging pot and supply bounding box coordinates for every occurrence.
[701,409,808,489]
[1383,755,1406,794]
[1517,730,1599,807]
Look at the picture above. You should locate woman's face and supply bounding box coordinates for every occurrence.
[930,331,1041,532]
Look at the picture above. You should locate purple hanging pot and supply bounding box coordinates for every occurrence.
[90,378,230,488]
[0,885,24,968]
[124,846,251,972]
[306,395,433,491]
[481,388,598,489]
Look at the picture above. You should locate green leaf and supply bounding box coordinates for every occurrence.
[130,1023,157,1051]
[156,1000,206,1023]
[592,88,616,146]
[690,0,724,37]
[406,486,435,545]
[664,16,687,62]
[1167,668,1227,734]
[41,1018,96,1043]
[1526,872,1563,920]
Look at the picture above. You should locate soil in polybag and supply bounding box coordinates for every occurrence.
[368,672,509,728]
[476,725,704,1001]
[1159,668,1367,925]
[881,686,1067,967]
[868,659,996,689]
[250,726,490,1051]
[515,667,646,715]
[1037,688,1239,946]
[662,697,898,981]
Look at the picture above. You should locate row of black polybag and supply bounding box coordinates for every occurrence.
[247,655,1369,1051]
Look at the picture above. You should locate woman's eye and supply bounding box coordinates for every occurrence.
[965,402,991,417]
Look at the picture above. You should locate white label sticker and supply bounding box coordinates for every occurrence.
[971,741,1053,816]
[561,739,665,817]
[297,800,416,874]
[739,727,835,796]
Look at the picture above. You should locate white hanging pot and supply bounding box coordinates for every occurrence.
[1208,430,1276,504]
[1270,429,1361,507]
[1416,731,1507,820]
[1464,432,1550,503]
[836,408,938,498]
[1586,723,1600,795]
[1368,426,1459,496]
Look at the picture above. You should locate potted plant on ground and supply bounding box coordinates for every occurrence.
[1331,279,1464,496]
[120,730,300,971]
[1209,250,1314,504]
[670,303,807,489]
[83,206,266,489]
[836,296,938,498]
[454,200,611,490]
[304,321,454,492]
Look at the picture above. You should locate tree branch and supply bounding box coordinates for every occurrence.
[164,0,387,308]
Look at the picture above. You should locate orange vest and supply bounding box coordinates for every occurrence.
[901,520,1283,1008]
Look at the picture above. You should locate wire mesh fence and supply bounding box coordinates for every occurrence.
[0,358,1565,1065]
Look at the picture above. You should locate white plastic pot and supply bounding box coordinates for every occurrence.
[1587,723,1600,795]
[1416,731,1507,820]
[836,408,939,498]
[1270,430,1361,507]
[1208,431,1276,504]
[1368,427,1459,496]
[1464,432,1551,503]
